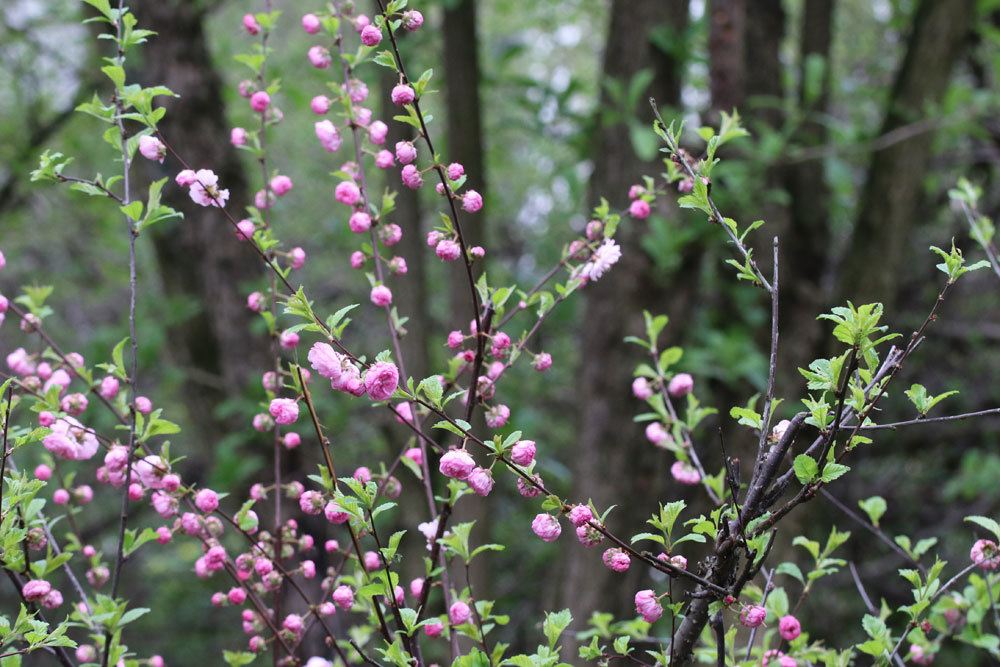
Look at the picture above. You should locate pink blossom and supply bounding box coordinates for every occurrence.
[335,181,361,206]
[230,127,248,147]
[405,447,423,465]
[395,141,417,165]
[279,330,299,350]
[533,352,553,372]
[43,416,99,461]
[425,621,444,637]
[910,644,933,666]
[138,136,166,163]
[189,169,229,208]
[440,450,475,480]
[634,589,662,622]
[971,539,1000,570]
[60,391,88,415]
[195,488,219,513]
[671,460,701,486]
[380,223,403,246]
[462,190,484,213]
[603,548,631,572]
[22,579,52,601]
[235,219,255,241]
[391,84,415,106]
[739,605,766,628]
[375,150,395,169]
[668,373,694,397]
[586,220,604,240]
[779,614,801,641]
[366,120,388,145]
[518,474,544,498]
[632,377,653,400]
[531,513,561,542]
[250,91,270,113]
[315,120,342,152]
[270,175,293,197]
[135,396,153,414]
[136,454,169,489]
[510,440,536,466]
[34,464,52,481]
[269,398,299,425]
[628,185,645,199]
[364,361,399,401]
[246,291,265,312]
[308,342,343,381]
[370,285,393,307]
[629,199,651,219]
[568,505,594,527]
[307,45,332,69]
[401,164,423,189]
[289,246,306,269]
[403,10,424,30]
[242,13,261,35]
[332,585,354,610]
[436,239,461,262]
[324,502,348,524]
[446,162,465,180]
[98,375,120,399]
[283,432,301,450]
[156,526,172,544]
[467,467,494,496]
[283,614,304,636]
[449,601,471,625]
[579,239,621,281]
[349,211,372,233]
[360,24,382,46]
[645,422,670,446]
[486,404,510,429]
[363,550,380,571]
[310,95,330,115]
[53,489,70,505]
[576,523,604,547]
[331,362,365,397]
[301,13,321,34]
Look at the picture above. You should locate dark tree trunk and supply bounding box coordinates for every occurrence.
[443,0,488,327]
[782,0,836,378]
[709,0,746,114]
[840,0,975,306]
[561,0,690,636]
[133,1,268,445]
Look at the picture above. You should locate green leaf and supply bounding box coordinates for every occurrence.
[793,455,818,485]
[965,515,1000,541]
[542,609,572,649]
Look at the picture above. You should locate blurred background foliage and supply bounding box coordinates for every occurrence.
[2,0,1000,662]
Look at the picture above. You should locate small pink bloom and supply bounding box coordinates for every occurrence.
[195,489,219,513]
[269,398,299,425]
[364,361,399,401]
[629,199,651,220]
[603,548,631,572]
[391,84,415,106]
[401,164,423,189]
[138,136,166,163]
[462,190,483,213]
[531,513,561,542]
[335,181,361,206]
[568,505,593,527]
[236,219,255,241]
[375,150,395,169]
[467,467,494,496]
[360,24,382,46]
[632,377,653,400]
[370,285,393,307]
[270,175,293,197]
[395,141,417,165]
[403,10,424,30]
[315,120,342,152]
[436,239,461,262]
[645,422,670,446]
[425,621,444,637]
[135,396,153,414]
[349,211,372,233]
[449,601,471,625]
[332,585,354,610]
[250,91,270,113]
[247,291,266,313]
[510,440,536,466]
[971,539,1000,571]
[23,580,52,601]
[533,352,552,372]
[671,460,701,486]
[301,13,321,34]
[486,404,510,429]
[283,432,301,449]
[279,330,300,349]
[440,450,475,480]
[310,95,330,115]
[668,373,694,397]
[635,589,662,622]
[242,13,261,35]
[98,375,120,399]
[779,614,801,641]
[307,45,332,69]
[324,501,349,524]
[739,605,766,628]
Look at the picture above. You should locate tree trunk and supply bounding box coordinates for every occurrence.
[561,0,690,636]
[782,0,836,378]
[133,1,268,446]
[709,0,746,114]
[839,0,975,306]
[443,0,488,327]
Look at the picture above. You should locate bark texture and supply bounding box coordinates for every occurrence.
[561,0,690,635]
[840,0,975,305]
[134,1,268,444]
